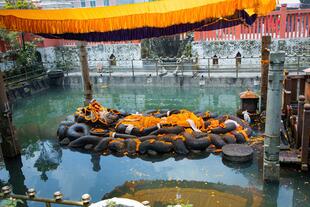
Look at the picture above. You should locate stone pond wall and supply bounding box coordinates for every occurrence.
[37,43,143,70]
[64,75,257,88]
[192,38,310,66]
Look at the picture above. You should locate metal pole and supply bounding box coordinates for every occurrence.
[0,72,21,158]
[263,52,285,182]
[260,36,272,111]
[155,59,158,77]
[207,58,210,78]
[236,63,239,78]
[0,192,89,207]
[297,95,305,148]
[297,56,300,75]
[301,104,310,171]
[1,186,91,207]
[78,42,93,106]
[192,57,196,77]
[109,59,112,78]
[181,58,184,78]
[131,59,135,77]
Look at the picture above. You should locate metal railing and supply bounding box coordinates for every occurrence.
[2,54,310,82]
[194,5,310,41]
[77,55,310,78]
[3,69,47,86]
[0,186,91,207]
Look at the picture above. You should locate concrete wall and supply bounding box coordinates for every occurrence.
[64,75,257,88]
[192,38,310,66]
[38,43,143,71]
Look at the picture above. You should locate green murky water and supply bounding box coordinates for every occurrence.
[0,86,310,207]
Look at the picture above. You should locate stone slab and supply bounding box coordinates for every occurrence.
[222,144,253,162]
[279,150,301,164]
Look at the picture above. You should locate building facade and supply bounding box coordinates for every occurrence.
[73,0,149,8]
[0,0,74,9]
[0,0,148,9]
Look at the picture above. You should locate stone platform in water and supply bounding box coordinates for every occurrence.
[222,144,253,162]
[57,99,253,160]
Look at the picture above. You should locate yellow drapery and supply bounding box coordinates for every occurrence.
[0,0,276,34]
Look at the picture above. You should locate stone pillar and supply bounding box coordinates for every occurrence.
[301,104,310,171]
[297,95,305,148]
[263,52,285,182]
[260,36,272,111]
[78,42,93,106]
[0,72,21,158]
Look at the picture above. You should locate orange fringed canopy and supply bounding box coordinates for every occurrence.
[0,0,276,35]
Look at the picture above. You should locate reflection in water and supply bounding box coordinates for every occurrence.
[263,183,280,207]
[3,156,28,207]
[91,154,101,172]
[33,140,62,181]
[4,156,27,195]
[0,86,308,207]
[67,148,102,172]
[103,180,264,207]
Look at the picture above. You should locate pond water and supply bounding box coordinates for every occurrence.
[0,86,310,207]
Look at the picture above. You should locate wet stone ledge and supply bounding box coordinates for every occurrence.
[64,75,257,88]
[6,78,50,102]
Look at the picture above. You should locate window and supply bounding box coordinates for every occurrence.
[117,0,134,5]
[104,0,109,6]
[90,0,96,7]
[80,0,86,7]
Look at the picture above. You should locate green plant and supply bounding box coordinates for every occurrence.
[167,203,193,207]
[0,29,19,49]
[55,47,75,75]
[0,1,43,79]
[166,190,194,207]
[4,0,36,9]
[0,198,23,207]
[16,39,42,71]
[106,200,117,207]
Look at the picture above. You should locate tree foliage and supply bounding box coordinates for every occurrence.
[4,0,36,9]
[0,0,43,78]
[0,198,23,207]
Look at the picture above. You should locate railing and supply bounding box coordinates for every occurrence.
[2,55,309,83]
[194,5,310,41]
[63,55,310,78]
[74,55,310,77]
[3,69,47,86]
[0,186,91,207]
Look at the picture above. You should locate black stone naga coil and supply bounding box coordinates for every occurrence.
[57,99,252,157]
